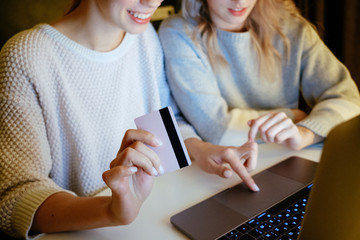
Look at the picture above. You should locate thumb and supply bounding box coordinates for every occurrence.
[206,160,233,178]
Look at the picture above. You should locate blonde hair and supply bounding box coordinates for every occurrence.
[182,0,311,80]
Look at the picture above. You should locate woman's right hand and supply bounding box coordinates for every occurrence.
[102,129,163,225]
[185,138,260,192]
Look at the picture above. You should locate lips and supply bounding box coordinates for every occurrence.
[228,7,247,16]
[127,10,152,24]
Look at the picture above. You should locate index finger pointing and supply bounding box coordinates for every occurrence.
[222,149,260,192]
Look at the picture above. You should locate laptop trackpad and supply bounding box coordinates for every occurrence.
[214,170,304,218]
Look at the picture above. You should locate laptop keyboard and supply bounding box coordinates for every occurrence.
[217,184,313,240]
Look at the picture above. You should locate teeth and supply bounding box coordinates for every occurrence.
[128,10,151,19]
[233,8,244,11]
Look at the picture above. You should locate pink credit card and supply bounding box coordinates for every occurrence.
[134,107,191,175]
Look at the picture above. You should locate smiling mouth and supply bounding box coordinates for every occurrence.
[127,10,152,20]
[232,8,244,11]
[228,7,247,16]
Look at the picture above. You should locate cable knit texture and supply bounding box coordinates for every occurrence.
[0,23,198,239]
[159,15,360,146]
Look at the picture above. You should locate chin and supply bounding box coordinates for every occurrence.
[126,25,149,35]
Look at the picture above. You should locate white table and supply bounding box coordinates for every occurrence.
[39,143,322,240]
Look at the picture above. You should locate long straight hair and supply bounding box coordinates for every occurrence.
[182,0,312,80]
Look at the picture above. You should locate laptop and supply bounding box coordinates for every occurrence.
[171,115,360,240]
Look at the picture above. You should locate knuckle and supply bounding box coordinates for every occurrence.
[109,159,116,168]
[278,112,287,118]
[266,132,275,141]
[265,128,272,136]
[222,148,235,159]
[253,121,261,129]
[259,125,266,132]
[149,154,161,168]
[122,147,134,158]
[145,131,155,138]
[102,171,108,182]
[247,141,258,150]
[124,129,134,138]
[251,118,260,127]
[132,141,143,149]
[284,118,293,124]
[141,130,154,140]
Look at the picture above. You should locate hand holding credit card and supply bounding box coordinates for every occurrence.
[134,107,191,175]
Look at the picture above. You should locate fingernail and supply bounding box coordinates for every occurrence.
[152,167,159,176]
[252,184,260,192]
[224,170,232,178]
[129,166,138,173]
[154,138,163,146]
[159,165,165,175]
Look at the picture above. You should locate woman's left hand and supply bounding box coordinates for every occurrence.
[247,112,322,150]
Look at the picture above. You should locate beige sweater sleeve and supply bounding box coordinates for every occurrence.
[0,38,71,239]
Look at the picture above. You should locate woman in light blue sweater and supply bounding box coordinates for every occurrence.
[159,0,360,150]
[0,0,259,239]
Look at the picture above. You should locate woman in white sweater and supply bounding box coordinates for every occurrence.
[0,0,259,239]
[159,0,360,149]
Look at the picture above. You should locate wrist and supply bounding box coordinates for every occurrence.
[297,126,323,149]
[291,109,308,123]
[104,195,123,226]
[106,189,144,226]
[185,138,208,161]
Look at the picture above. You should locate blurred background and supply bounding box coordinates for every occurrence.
[0,0,359,88]
[0,0,359,237]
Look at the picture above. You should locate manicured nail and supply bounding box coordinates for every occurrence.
[129,166,138,173]
[224,170,232,178]
[159,165,165,175]
[152,167,159,176]
[252,184,260,192]
[154,138,163,146]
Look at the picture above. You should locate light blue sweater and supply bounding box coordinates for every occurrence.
[159,14,360,146]
[0,24,197,239]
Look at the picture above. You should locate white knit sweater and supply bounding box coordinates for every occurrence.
[0,24,197,239]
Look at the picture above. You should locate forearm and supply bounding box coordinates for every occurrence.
[298,98,360,138]
[31,192,114,234]
[300,32,360,137]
